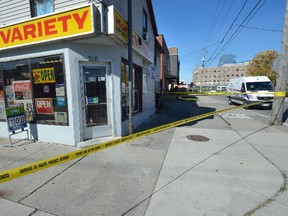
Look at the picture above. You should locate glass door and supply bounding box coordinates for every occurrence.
[82,64,112,140]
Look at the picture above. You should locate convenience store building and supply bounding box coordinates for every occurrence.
[0,2,158,146]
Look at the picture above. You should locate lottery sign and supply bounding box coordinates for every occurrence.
[5,106,27,132]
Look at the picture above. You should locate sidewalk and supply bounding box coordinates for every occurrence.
[0,95,288,216]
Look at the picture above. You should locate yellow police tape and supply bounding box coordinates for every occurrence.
[0,99,279,184]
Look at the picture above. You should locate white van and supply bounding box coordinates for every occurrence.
[227,76,274,108]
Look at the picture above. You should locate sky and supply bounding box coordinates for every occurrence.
[152,0,286,84]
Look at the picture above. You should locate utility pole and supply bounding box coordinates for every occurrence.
[128,0,134,134]
[200,48,206,93]
[270,0,288,125]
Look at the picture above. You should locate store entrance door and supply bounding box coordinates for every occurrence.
[81,64,113,140]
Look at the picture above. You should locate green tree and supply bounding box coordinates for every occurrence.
[246,50,279,84]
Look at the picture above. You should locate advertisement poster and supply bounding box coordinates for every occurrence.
[56,97,66,106]
[5,85,14,107]
[13,80,32,99]
[12,80,34,121]
[35,98,54,114]
[54,112,67,123]
[0,99,5,120]
[33,68,55,84]
[14,99,34,122]
[56,83,65,96]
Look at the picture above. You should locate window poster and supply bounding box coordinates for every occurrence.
[54,112,67,124]
[13,80,34,122]
[0,99,5,120]
[5,85,15,107]
[35,98,54,114]
[56,83,65,96]
[33,68,55,84]
[13,80,32,99]
[56,96,66,106]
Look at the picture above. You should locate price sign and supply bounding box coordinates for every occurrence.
[5,106,27,132]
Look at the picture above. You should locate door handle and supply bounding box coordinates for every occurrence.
[85,96,88,105]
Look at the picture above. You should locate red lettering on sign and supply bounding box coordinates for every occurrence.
[73,10,88,29]
[0,29,11,44]
[58,15,72,32]
[37,22,43,37]
[23,24,36,40]
[11,28,23,43]
[44,18,57,35]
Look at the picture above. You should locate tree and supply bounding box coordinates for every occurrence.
[218,54,236,67]
[246,50,279,84]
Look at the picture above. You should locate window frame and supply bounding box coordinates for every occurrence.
[142,9,148,33]
[30,0,55,17]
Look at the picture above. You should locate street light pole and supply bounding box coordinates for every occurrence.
[128,0,134,134]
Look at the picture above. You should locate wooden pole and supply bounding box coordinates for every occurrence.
[270,0,288,125]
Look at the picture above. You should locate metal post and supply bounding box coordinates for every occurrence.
[128,0,134,134]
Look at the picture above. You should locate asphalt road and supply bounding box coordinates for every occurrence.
[204,95,288,126]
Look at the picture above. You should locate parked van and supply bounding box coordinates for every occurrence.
[227,76,274,108]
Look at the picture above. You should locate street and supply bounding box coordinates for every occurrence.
[201,95,288,126]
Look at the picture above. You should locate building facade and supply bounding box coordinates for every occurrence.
[156,34,171,91]
[192,62,249,89]
[0,0,158,146]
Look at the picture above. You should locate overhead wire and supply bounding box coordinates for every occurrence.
[233,24,282,32]
[210,0,267,64]
[207,0,249,65]
[209,0,235,44]
[202,0,221,48]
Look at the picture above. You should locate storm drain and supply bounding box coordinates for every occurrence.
[187,135,210,142]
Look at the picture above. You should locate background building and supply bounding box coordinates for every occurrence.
[192,62,249,90]
[156,34,170,91]
[168,47,180,90]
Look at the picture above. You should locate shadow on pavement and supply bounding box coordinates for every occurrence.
[134,94,216,132]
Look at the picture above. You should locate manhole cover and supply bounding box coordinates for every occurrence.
[187,135,210,142]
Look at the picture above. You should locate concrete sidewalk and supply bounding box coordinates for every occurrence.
[0,95,288,216]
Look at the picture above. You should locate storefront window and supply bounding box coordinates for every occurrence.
[1,60,33,122]
[121,60,142,121]
[0,55,68,125]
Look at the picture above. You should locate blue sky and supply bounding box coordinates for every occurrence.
[152,0,286,83]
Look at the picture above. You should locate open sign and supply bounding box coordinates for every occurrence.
[35,98,54,114]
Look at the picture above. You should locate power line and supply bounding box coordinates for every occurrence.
[203,0,221,47]
[209,0,236,44]
[208,0,267,65]
[233,24,283,32]
[207,0,249,64]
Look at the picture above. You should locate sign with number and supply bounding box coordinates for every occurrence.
[5,106,27,132]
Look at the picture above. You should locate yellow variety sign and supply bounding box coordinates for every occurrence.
[0,5,94,50]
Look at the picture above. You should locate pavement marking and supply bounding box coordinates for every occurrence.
[0,99,283,184]
[219,113,252,119]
